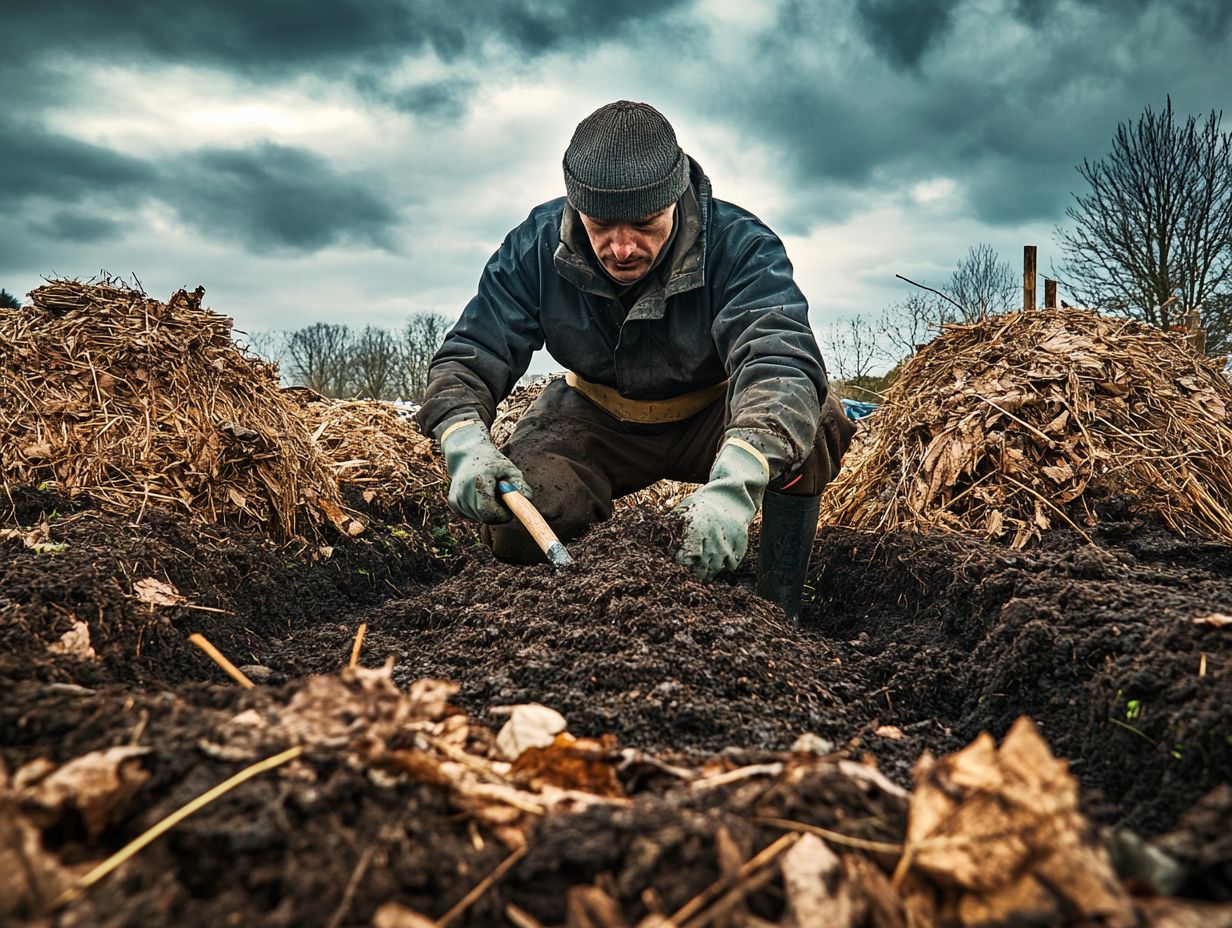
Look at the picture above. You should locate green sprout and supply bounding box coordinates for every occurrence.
[1125,699,1143,721]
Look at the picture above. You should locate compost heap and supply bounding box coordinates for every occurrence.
[295,397,452,515]
[821,307,1232,547]
[0,280,359,540]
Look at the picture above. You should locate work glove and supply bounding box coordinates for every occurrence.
[674,436,770,581]
[438,420,532,524]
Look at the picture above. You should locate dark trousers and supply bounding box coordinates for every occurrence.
[486,379,856,562]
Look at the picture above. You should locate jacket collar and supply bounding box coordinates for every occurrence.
[554,157,710,321]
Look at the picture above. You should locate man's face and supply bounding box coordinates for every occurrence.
[578,204,676,284]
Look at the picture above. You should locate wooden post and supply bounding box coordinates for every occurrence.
[1183,307,1207,354]
[1023,246,1037,311]
[1044,278,1057,309]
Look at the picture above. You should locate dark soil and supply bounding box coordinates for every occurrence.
[0,485,471,688]
[2,490,1230,925]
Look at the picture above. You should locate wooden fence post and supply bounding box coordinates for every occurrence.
[1023,246,1037,311]
[1044,278,1057,309]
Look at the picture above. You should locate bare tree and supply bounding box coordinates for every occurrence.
[878,293,944,363]
[240,329,287,365]
[820,313,881,386]
[285,322,353,397]
[348,326,402,399]
[945,244,1016,321]
[398,311,453,402]
[1058,98,1232,349]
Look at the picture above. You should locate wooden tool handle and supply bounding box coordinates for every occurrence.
[498,481,573,567]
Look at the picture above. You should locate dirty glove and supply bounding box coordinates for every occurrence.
[674,437,770,581]
[438,420,532,524]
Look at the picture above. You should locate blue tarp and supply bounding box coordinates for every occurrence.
[840,399,879,420]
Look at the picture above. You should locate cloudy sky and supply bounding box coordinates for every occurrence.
[3,0,1228,374]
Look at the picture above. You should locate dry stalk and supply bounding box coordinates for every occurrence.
[50,745,304,910]
[348,622,368,669]
[436,844,528,928]
[188,633,255,688]
[671,832,799,925]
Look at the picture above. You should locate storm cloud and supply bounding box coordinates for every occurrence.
[164,144,400,252]
[2,0,1228,343]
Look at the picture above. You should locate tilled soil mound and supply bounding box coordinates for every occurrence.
[278,511,857,756]
[262,508,1231,837]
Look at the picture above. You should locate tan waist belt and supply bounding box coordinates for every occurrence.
[565,372,728,424]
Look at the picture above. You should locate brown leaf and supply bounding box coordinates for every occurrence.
[511,734,624,798]
[19,746,150,840]
[905,717,1133,926]
[49,620,96,661]
[134,577,187,607]
[782,833,856,928]
[0,804,77,918]
[1041,460,1075,484]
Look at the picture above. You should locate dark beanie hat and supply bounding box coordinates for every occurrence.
[563,101,689,221]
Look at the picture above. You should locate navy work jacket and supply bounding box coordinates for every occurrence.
[417,160,828,475]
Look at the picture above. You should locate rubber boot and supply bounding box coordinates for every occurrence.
[756,490,822,625]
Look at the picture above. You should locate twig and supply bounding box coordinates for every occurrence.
[504,903,545,928]
[436,844,528,927]
[895,274,969,316]
[671,832,799,925]
[689,762,783,790]
[998,472,1094,543]
[682,865,780,928]
[182,604,236,615]
[51,745,303,910]
[348,622,367,669]
[755,816,904,854]
[326,847,373,928]
[188,633,255,688]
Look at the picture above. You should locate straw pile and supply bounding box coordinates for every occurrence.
[0,280,356,540]
[820,307,1232,547]
[296,398,448,508]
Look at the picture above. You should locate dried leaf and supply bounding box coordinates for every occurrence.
[0,805,77,917]
[874,725,905,741]
[1041,460,1075,484]
[49,620,96,661]
[782,833,855,928]
[19,746,150,840]
[134,577,186,607]
[511,734,624,798]
[1193,613,1232,628]
[495,704,568,760]
[905,717,1133,926]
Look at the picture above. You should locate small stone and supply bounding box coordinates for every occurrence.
[791,733,835,755]
[238,664,277,684]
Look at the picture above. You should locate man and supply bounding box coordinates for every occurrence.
[417,101,854,622]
